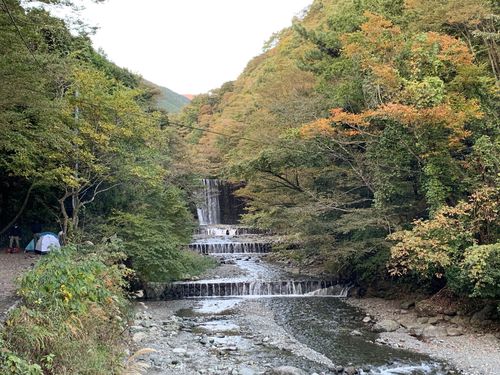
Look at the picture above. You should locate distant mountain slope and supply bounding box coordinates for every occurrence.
[143,80,190,113]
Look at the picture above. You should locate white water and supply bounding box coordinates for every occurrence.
[197,179,221,225]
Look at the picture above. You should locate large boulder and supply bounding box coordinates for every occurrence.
[422,325,447,338]
[373,319,400,332]
[470,304,497,325]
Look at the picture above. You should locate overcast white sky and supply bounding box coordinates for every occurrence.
[80,0,313,95]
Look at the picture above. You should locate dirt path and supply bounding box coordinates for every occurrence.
[0,249,38,322]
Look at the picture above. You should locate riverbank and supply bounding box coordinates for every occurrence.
[346,297,500,375]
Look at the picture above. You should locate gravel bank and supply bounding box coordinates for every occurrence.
[346,298,500,375]
[127,299,336,375]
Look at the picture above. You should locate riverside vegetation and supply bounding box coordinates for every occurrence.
[180,0,499,306]
[0,0,212,372]
[0,0,499,374]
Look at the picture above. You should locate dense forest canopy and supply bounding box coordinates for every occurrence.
[0,0,205,282]
[1,0,499,297]
[178,0,499,298]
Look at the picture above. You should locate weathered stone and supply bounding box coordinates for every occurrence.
[428,316,441,325]
[373,319,400,332]
[416,317,429,324]
[422,325,447,337]
[362,316,371,323]
[446,326,464,336]
[471,304,496,325]
[345,366,357,375]
[350,330,363,336]
[450,315,470,326]
[409,327,424,337]
[265,366,307,375]
[400,301,415,310]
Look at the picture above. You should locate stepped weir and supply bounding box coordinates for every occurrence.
[153,178,349,300]
[188,242,271,254]
[166,280,349,299]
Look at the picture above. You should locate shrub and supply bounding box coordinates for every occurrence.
[1,245,130,374]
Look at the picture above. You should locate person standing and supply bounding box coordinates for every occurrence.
[8,223,21,252]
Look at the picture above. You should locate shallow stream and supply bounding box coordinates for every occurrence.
[139,224,456,374]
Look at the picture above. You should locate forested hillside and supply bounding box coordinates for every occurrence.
[178,0,499,298]
[144,80,191,113]
[0,0,208,282]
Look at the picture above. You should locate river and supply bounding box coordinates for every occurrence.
[132,220,456,375]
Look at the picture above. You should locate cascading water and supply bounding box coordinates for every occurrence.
[188,242,271,254]
[144,179,454,375]
[197,178,221,225]
[164,280,349,299]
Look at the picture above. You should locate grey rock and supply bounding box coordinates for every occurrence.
[450,315,470,326]
[265,366,307,375]
[345,366,357,375]
[422,325,447,337]
[446,326,464,336]
[350,330,363,336]
[416,317,429,324]
[471,304,496,324]
[400,301,415,310]
[373,319,400,332]
[362,316,371,323]
[428,316,441,325]
[409,327,424,337]
[132,332,147,342]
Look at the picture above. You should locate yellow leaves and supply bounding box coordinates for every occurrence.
[60,284,73,303]
[388,186,499,279]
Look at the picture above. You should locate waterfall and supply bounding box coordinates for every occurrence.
[197,179,221,225]
[162,279,348,298]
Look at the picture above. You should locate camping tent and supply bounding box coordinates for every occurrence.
[25,232,61,254]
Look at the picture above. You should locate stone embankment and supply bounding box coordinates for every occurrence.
[347,297,500,375]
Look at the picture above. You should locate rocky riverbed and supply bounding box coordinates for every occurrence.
[127,253,461,375]
[128,299,339,375]
[346,298,500,375]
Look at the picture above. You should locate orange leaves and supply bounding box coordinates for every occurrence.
[299,109,368,139]
[342,12,403,67]
[300,118,336,139]
[329,108,369,126]
[427,32,473,66]
[365,103,419,124]
[410,32,474,76]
